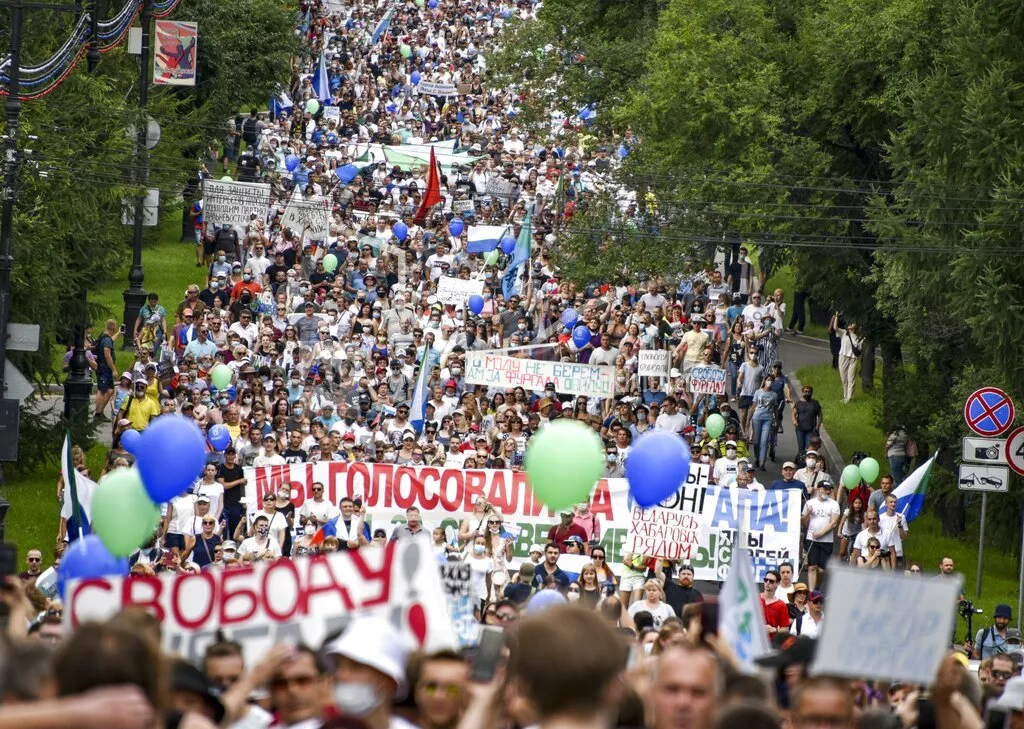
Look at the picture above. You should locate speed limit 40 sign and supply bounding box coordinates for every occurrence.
[1004,427,1024,477]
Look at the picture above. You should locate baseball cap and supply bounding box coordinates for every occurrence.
[725,440,737,448]
[529,544,545,554]
[221,540,237,552]
[783,461,798,470]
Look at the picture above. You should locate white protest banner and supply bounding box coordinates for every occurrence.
[689,365,727,396]
[322,106,341,126]
[202,179,272,236]
[464,352,615,399]
[438,562,479,648]
[485,176,514,207]
[625,502,704,560]
[418,81,458,96]
[637,351,671,378]
[811,565,960,685]
[452,199,475,214]
[436,277,484,306]
[241,462,800,582]
[67,539,454,666]
[718,548,771,673]
[280,193,332,239]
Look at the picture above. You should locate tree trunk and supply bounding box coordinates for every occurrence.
[860,340,876,391]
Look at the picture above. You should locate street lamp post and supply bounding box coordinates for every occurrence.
[121,0,152,349]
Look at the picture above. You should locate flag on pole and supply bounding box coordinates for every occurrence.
[413,146,443,225]
[314,51,332,104]
[891,451,938,523]
[60,434,96,541]
[718,547,771,673]
[371,8,394,44]
[501,210,532,299]
[409,345,430,433]
[269,89,293,119]
[466,225,508,253]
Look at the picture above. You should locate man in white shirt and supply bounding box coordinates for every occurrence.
[850,510,894,568]
[879,492,909,568]
[741,291,769,331]
[713,441,740,486]
[228,309,259,349]
[299,481,340,527]
[801,481,840,591]
[654,396,689,433]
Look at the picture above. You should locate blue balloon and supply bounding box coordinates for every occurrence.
[336,164,358,184]
[393,221,409,242]
[428,0,437,6]
[571,325,591,349]
[411,71,422,85]
[560,308,578,329]
[136,415,208,503]
[500,235,516,255]
[503,8,513,19]
[625,430,693,508]
[526,589,567,614]
[448,218,464,237]
[57,535,129,600]
[208,423,231,451]
[468,294,484,315]
[285,154,299,172]
[120,428,142,454]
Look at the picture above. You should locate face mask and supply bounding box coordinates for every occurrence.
[488,525,500,534]
[294,406,304,415]
[210,281,219,290]
[700,455,710,463]
[256,526,270,537]
[384,452,396,462]
[430,320,440,328]
[803,393,812,400]
[218,398,229,406]
[726,448,736,456]
[304,523,316,536]
[242,398,252,405]
[607,453,617,463]
[301,425,311,433]
[806,457,817,467]
[243,274,252,282]
[517,323,526,331]
[333,682,381,718]
[451,367,462,375]
[218,255,226,263]
[473,544,486,554]
[567,591,580,602]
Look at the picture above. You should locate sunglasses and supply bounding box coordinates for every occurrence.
[764,578,777,584]
[202,520,215,525]
[993,670,1013,680]
[27,557,41,563]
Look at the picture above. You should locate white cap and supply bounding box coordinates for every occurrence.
[323,616,410,696]
[529,543,545,554]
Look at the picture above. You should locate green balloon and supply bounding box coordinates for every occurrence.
[415,0,424,6]
[210,363,232,390]
[483,249,500,267]
[841,464,862,490]
[858,456,880,484]
[323,253,338,272]
[705,413,725,439]
[92,468,161,556]
[220,175,232,182]
[525,420,604,511]
[306,98,320,115]
[400,44,412,59]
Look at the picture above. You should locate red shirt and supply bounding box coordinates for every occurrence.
[547,523,588,553]
[760,595,791,632]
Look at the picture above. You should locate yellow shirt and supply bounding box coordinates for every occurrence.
[120,395,161,431]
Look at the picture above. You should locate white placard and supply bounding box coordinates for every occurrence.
[484,176,514,207]
[322,106,341,126]
[436,277,484,306]
[280,193,332,239]
[202,180,272,236]
[811,564,960,685]
[689,365,727,396]
[464,352,615,399]
[417,81,458,96]
[637,351,671,378]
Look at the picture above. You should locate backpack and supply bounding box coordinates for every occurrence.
[242,117,258,144]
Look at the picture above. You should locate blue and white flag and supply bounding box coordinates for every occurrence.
[466,225,508,253]
[890,451,937,522]
[60,434,96,541]
[269,89,293,118]
[578,103,597,125]
[314,51,332,104]
[719,547,771,673]
[371,8,394,44]
[501,210,532,299]
[409,346,430,433]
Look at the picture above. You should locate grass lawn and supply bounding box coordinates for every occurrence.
[6,216,199,557]
[797,360,1020,627]
[764,265,830,340]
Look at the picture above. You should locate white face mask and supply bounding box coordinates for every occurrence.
[304,524,316,536]
[333,683,381,718]
[700,455,710,463]
[567,591,580,602]
[806,457,817,467]
[488,525,500,534]
[473,544,486,554]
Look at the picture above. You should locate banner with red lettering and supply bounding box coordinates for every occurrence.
[240,462,801,581]
[66,538,453,665]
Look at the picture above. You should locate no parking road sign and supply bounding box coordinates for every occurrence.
[964,388,1015,438]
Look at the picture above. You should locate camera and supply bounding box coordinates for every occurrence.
[975,446,1000,461]
[959,599,983,619]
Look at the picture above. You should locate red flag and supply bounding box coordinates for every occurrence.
[413,146,443,225]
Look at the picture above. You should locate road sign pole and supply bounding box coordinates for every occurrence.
[977,491,988,598]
